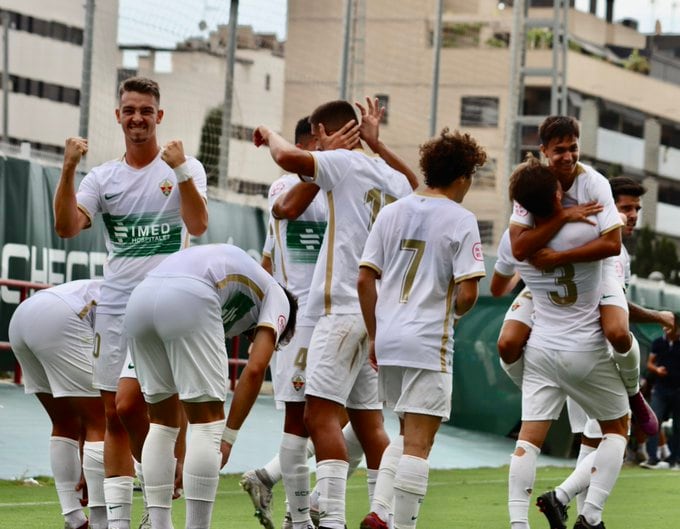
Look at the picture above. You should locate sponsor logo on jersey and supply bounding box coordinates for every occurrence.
[160,179,173,197]
[513,202,529,217]
[292,374,305,392]
[472,242,484,261]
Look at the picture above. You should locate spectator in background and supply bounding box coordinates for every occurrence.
[640,327,680,469]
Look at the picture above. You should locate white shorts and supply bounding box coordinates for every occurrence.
[504,288,534,327]
[8,293,98,397]
[119,350,137,380]
[305,313,380,410]
[567,398,603,438]
[125,276,228,404]
[379,366,452,420]
[274,325,314,404]
[599,276,628,311]
[522,344,628,422]
[92,312,129,392]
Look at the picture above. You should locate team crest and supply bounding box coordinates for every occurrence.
[292,374,306,392]
[511,302,521,311]
[159,179,173,197]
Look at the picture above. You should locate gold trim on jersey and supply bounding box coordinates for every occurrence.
[454,271,486,283]
[262,251,272,258]
[600,223,624,236]
[324,191,335,315]
[77,204,93,229]
[215,274,265,300]
[359,261,382,276]
[438,278,456,372]
[494,270,515,278]
[77,299,97,319]
[182,232,191,249]
[509,220,531,228]
[256,322,278,338]
[274,218,289,286]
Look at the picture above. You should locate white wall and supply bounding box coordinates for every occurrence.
[595,128,644,170]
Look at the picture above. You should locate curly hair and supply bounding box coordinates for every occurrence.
[418,128,487,188]
[508,154,559,218]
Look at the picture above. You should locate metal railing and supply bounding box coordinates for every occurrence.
[0,278,249,389]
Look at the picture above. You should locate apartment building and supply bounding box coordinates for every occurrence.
[284,0,680,247]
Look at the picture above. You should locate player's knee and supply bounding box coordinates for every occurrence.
[497,336,523,363]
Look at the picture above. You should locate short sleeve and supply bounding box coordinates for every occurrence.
[186,157,208,198]
[494,230,516,277]
[267,176,296,212]
[306,151,350,192]
[76,170,101,223]
[359,214,386,276]
[588,175,623,234]
[452,214,486,282]
[262,219,274,257]
[509,200,534,228]
[258,284,291,345]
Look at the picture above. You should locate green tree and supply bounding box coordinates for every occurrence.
[624,49,650,75]
[197,106,222,187]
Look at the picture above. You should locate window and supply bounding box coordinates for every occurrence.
[3,9,83,46]
[477,220,494,246]
[523,87,551,116]
[375,94,389,125]
[461,97,499,127]
[473,158,496,189]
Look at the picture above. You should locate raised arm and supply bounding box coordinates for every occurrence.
[253,126,315,177]
[54,137,91,238]
[161,140,208,236]
[356,97,419,190]
[272,182,320,220]
[629,304,676,335]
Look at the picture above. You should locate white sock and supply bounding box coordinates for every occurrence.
[184,419,225,529]
[556,447,597,510]
[659,443,671,460]
[508,440,539,529]
[500,357,524,389]
[103,475,134,529]
[280,433,311,524]
[82,441,106,529]
[343,423,364,479]
[371,435,403,522]
[133,457,147,509]
[315,459,349,529]
[581,434,627,526]
[263,454,283,485]
[393,455,429,529]
[143,424,179,529]
[612,334,640,395]
[50,437,88,528]
[306,438,316,459]
[366,468,379,506]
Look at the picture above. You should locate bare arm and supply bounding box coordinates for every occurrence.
[629,304,675,334]
[357,266,380,370]
[454,277,480,318]
[253,126,315,177]
[272,182,321,220]
[54,137,91,238]
[509,201,603,261]
[490,271,520,297]
[261,255,272,275]
[356,97,419,190]
[162,141,208,236]
[529,228,621,269]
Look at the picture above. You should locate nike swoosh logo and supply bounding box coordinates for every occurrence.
[297,507,309,513]
[601,295,616,299]
[127,363,135,370]
[104,192,123,200]
[411,515,418,520]
[108,504,122,511]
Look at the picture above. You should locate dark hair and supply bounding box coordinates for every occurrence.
[118,76,160,104]
[294,116,312,144]
[419,128,487,188]
[609,176,646,201]
[539,115,580,146]
[509,155,559,218]
[309,100,357,133]
[278,286,298,346]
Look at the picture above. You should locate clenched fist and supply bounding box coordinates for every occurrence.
[161,140,186,168]
[63,137,88,167]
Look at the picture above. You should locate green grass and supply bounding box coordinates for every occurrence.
[0,463,677,528]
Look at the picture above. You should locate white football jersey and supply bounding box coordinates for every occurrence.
[77,154,208,314]
[35,279,103,326]
[494,230,516,278]
[603,245,631,290]
[263,174,327,326]
[510,162,622,236]
[509,221,606,351]
[360,193,486,373]
[147,244,290,342]
[301,148,412,317]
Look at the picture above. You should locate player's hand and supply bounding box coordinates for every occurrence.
[529,247,560,269]
[368,339,378,371]
[659,310,677,337]
[355,97,384,151]
[562,201,603,225]
[317,121,359,151]
[173,459,184,499]
[76,473,88,507]
[253,126,271,147]
[63,137,88,166]
[657,365,668,377]
[161,140,186,169]
[220,440,233,469]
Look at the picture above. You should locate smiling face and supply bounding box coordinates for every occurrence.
[115,90,163,145]
[616,194,641,237]
[540,134,579,183]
